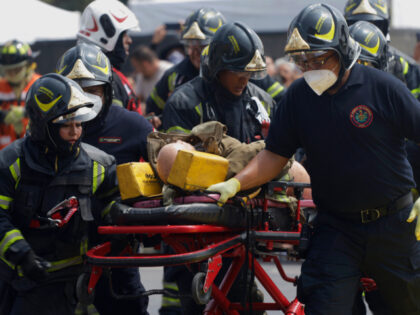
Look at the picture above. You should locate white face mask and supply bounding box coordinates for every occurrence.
[303,69,338,96]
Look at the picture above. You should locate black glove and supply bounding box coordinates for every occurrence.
[19,251,51,282]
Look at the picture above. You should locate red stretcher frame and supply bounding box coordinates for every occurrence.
[85,185,315,314]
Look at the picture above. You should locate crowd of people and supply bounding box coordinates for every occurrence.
[0,0,420,314]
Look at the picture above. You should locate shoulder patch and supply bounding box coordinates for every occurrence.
[99,137,122,144]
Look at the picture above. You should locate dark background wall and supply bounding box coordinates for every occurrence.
[32,31,289,76]
[31,28,418,76]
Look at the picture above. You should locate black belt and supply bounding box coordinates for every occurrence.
[328,192,413,224]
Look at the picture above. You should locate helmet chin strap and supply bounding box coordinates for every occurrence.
[327,63,345,92]
[327,46,360,92]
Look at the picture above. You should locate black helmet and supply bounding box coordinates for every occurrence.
[207,22,266,80]
[0,39,39,67]
[285,3,360,72]
[344,0,389,37]
[181,8,226,45]
[26,73,98,152]
[56,43,113,121]
[349,21,388,70]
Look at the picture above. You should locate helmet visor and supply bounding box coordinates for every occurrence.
[51,93,101,124]
[228,69,267,80]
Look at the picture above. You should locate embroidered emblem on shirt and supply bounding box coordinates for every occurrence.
[99,137,122,143]
[350,105,373,128]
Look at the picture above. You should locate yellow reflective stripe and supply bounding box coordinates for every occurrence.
[0,256,15,269]
[267,82,280,94]
[101,200,116,219]
[92,162,105,194]
[194,103,202,117]
[0,229,24,257]
[162,296,182,307]
[80,238,88,255]
[400,57,409,75]
[150,88,166,110]
[0,195,13,210]
[87,304,100,315]
[166,126,191,133]
[168,72,177,92]
[260,100,270,116]
[17,255,84,276]
[46,255,83,272]
[9,158,21,189]
[112,98,123,107]
[163,282,179,291]
[267,82,284,98]
[411,87,420,98]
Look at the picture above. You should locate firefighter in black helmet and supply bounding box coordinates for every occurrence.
[349,21,388,71]
[161,22,274,314]
[207,3,420,314]
[163,21,274,142]
[0,73,117,314]
[57,43,152,315]
[344,0,420,100]
[145,8,226,128]
[350,19,420,315]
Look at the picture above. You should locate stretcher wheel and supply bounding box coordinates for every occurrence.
[192,272,212,305]
[76,273,95,305]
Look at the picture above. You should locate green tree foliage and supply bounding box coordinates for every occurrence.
[40,0,128,12]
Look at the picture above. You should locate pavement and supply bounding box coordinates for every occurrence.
[139,255,373,315]
[139,255,302,315]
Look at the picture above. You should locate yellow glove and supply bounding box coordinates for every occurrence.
[407,197,420,241]
[4,106,25,134]
[207,178,241,206]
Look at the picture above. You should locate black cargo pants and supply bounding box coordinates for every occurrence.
[297,206,420,315]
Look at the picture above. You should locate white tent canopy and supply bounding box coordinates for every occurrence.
[391,0,420,29]
[0,0,80,44]
[128,0,347,34]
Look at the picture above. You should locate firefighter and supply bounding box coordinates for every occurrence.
[0,73,117,314]
[0,40,41,149]
[208,4,420,314]
[145,8,226,128]
[162,22,274,143]
[78,0,142,114]
[57,42,153,315]
[344,0,420,100]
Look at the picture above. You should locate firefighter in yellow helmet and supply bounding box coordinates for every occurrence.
[0,39,41,149]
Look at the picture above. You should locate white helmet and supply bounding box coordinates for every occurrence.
[78,0,140,52]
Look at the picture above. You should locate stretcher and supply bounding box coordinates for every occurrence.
[82,181,315,314]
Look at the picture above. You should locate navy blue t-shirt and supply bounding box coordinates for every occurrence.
[83,105,153,164]
[265,64,420,212]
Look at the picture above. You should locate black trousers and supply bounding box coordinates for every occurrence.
[9,281,77,315]
[297,206,420,315]
[94,267,149,315]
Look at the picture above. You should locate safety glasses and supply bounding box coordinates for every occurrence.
[289,50,336,71]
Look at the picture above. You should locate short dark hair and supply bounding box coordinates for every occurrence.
[130,45,158,63]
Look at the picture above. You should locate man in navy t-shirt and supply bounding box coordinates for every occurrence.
[208,4,420,314]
